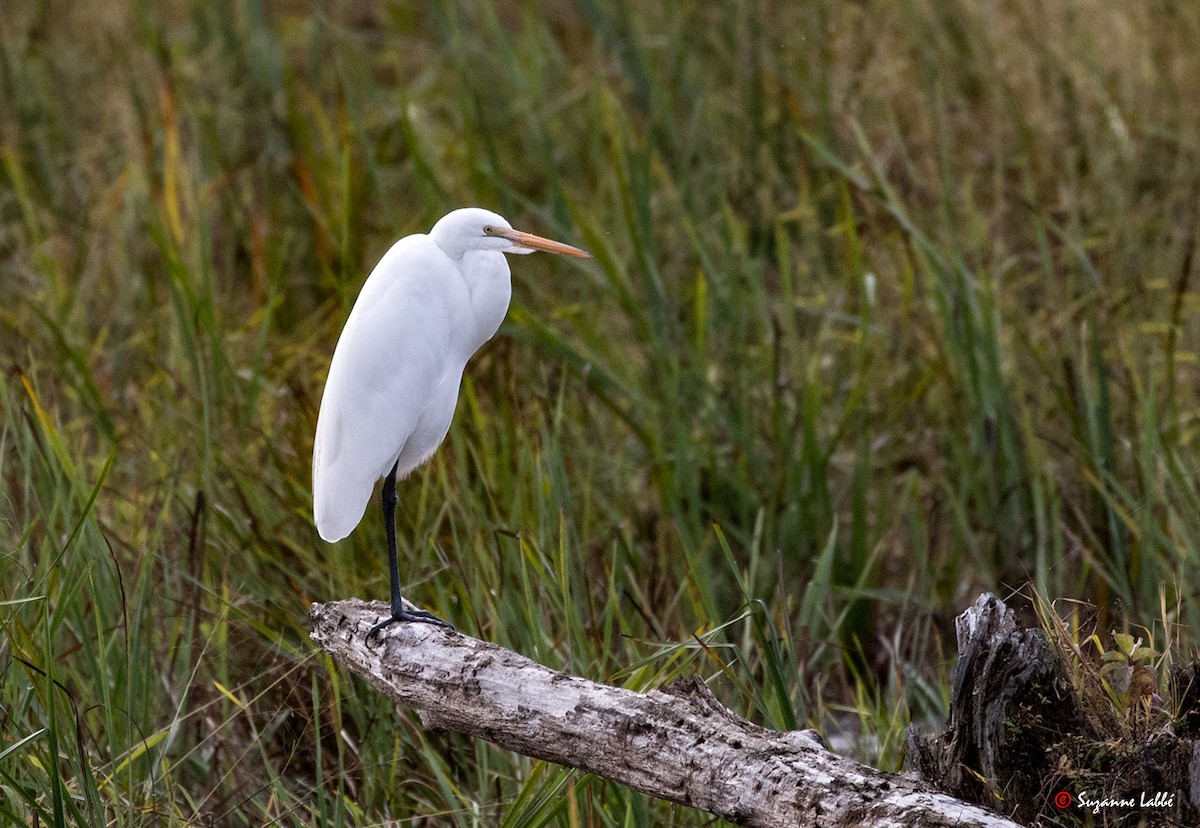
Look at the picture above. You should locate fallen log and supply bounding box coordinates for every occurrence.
[311,598,1018,827]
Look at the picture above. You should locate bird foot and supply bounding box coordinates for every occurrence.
[366,607,455,645]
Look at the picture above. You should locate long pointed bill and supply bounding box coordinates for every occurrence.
[498,228,591,257]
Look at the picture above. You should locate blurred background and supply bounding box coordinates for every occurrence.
[2,1,1199,824]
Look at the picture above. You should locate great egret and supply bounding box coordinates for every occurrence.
[313,207,590,639]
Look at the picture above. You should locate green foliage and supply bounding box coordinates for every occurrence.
[1093,630,1162,723]
[2,0,1200,824]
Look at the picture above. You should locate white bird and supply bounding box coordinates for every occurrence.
[313,207,590,639]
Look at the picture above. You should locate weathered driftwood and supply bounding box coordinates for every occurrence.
[311,598,1018,828]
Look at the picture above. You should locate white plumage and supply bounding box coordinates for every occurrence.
[311,207,590,635]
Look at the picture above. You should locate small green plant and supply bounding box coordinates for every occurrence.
[1093,631,1162,721]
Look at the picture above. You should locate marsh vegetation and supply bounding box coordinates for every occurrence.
[3,2,1200,824]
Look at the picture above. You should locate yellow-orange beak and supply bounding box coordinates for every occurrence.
[498,228,591,258]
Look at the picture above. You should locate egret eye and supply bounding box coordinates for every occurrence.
[483,226,495,235]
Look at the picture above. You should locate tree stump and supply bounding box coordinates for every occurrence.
[906,593,1200,827]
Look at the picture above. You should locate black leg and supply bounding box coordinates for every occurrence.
[382,461,402,616]
[366,461,454,643]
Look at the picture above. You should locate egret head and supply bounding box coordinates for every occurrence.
[430,208,590,260]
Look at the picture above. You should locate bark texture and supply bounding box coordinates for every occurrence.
[311,598,1018,828]
[906,593,1087,818]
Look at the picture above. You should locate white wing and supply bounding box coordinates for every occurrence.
[312,235,466,541]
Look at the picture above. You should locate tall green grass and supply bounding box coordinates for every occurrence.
[2,0,1200,824]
